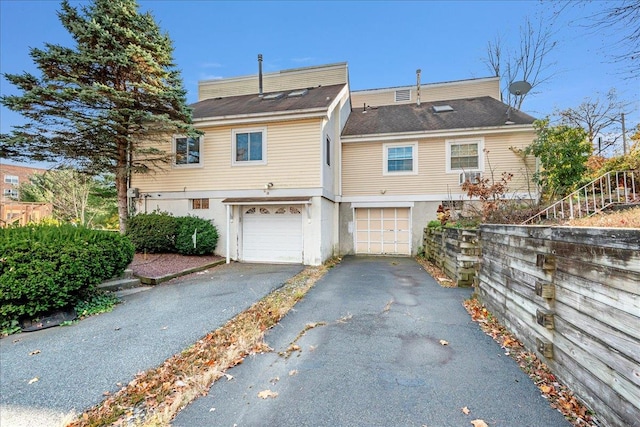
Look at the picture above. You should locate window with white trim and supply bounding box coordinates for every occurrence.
[174,136,202,166]
[4,175,19,184]
[446,138,484,172]
[383,143,417,175]
[4,188,18,198]
[232,128,266,165]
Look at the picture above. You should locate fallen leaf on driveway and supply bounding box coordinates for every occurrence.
[539,384,553,394]
[28,377,39,384]
[439,339,449,346]
[29,350,41,356]
[257,389,278,399]
[224,373,234,381]
[471,420,488,427]
[289,370,298,376]
[462,406,470,415]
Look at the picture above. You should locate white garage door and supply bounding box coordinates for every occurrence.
[242,205,303,263]
[355,207,411,255]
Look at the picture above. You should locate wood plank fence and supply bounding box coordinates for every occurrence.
[0,201,53,227]
[476,225,640,427]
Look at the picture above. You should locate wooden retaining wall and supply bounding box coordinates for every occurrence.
[423,227,480,286]
[477,225,640,427]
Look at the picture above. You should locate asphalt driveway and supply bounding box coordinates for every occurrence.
[0,263,303,427]
[173,256,569,427]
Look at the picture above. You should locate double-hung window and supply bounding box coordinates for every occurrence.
[233,129,266,165]
[4,175,19,185]
[174,136,202,166]
[446,138,484,172]
[384,143,417,175]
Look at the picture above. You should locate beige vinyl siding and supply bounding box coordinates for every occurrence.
[199,63,348,101]
[132,119,322,192]
[342,130,536,197]
[351,77,500,107]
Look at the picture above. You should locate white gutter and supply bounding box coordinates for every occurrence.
[193,108,328,127]
[341,124,534,143]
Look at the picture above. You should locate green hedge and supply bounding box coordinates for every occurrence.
[175,216,219,255]
[126,212,218,255]
[126,212,178,253]
[0,225,134,325]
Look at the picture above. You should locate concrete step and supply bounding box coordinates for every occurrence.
[98,276,142,292]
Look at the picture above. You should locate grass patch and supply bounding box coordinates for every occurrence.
[75,292,120,318]
[565,206,640,228]
[67,258,339,427]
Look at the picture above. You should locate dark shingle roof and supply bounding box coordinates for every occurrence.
[342,96,536,136]
[191,84,346,120]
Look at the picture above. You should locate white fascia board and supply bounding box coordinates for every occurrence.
[351,201,415,208]
[326,84,350,115]
[342,192,536,203]
[341,124,533,143]
[194,108,328,127]
[141,188,325,200]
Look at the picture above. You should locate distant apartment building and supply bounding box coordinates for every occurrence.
[0,162,52,227]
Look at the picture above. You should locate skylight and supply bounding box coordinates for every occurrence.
[433,105,454,113]
[288,89,309,97]
[262,92,284,100]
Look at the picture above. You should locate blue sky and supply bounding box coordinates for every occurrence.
[1,0,638,158]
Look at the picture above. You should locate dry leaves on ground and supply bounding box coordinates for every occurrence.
[415,257,456,287]
[66,259,338,427]
[257,389,278,399]
[463,298,598,426]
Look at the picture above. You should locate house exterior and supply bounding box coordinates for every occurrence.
[130,62,537,265]
[0,163,52,227]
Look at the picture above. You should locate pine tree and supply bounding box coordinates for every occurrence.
[0,0,196,232]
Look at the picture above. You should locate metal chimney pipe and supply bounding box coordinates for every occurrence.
[258,54,263,97]
[416,69,421,106]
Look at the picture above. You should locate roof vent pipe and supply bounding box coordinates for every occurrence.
[416,69,421,106]
[258,54,263,97]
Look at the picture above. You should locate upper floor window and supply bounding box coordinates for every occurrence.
[174,136,201,166]
[4,175,19,185]
[383,143,417,175]
[233,128,266,165]
[446,138,484,172]
[326,136,331,166]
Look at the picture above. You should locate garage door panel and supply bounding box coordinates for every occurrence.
[243,206,302,263]
[355,207,411,255]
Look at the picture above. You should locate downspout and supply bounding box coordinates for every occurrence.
[226,204,231,264]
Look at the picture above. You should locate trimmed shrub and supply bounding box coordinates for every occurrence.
[126,211,178,253]
[175,216,219,255]
[0,224,134,325]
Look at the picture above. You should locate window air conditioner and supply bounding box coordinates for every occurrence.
[459,171,482,186]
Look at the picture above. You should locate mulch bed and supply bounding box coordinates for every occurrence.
[129,253,224,279]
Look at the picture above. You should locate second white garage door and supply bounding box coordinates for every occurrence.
[242,205,303,263]
[355,207,411,255]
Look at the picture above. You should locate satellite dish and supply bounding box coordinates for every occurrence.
[509,80,532,96]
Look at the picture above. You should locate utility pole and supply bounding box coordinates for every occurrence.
[621,112,628,155]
